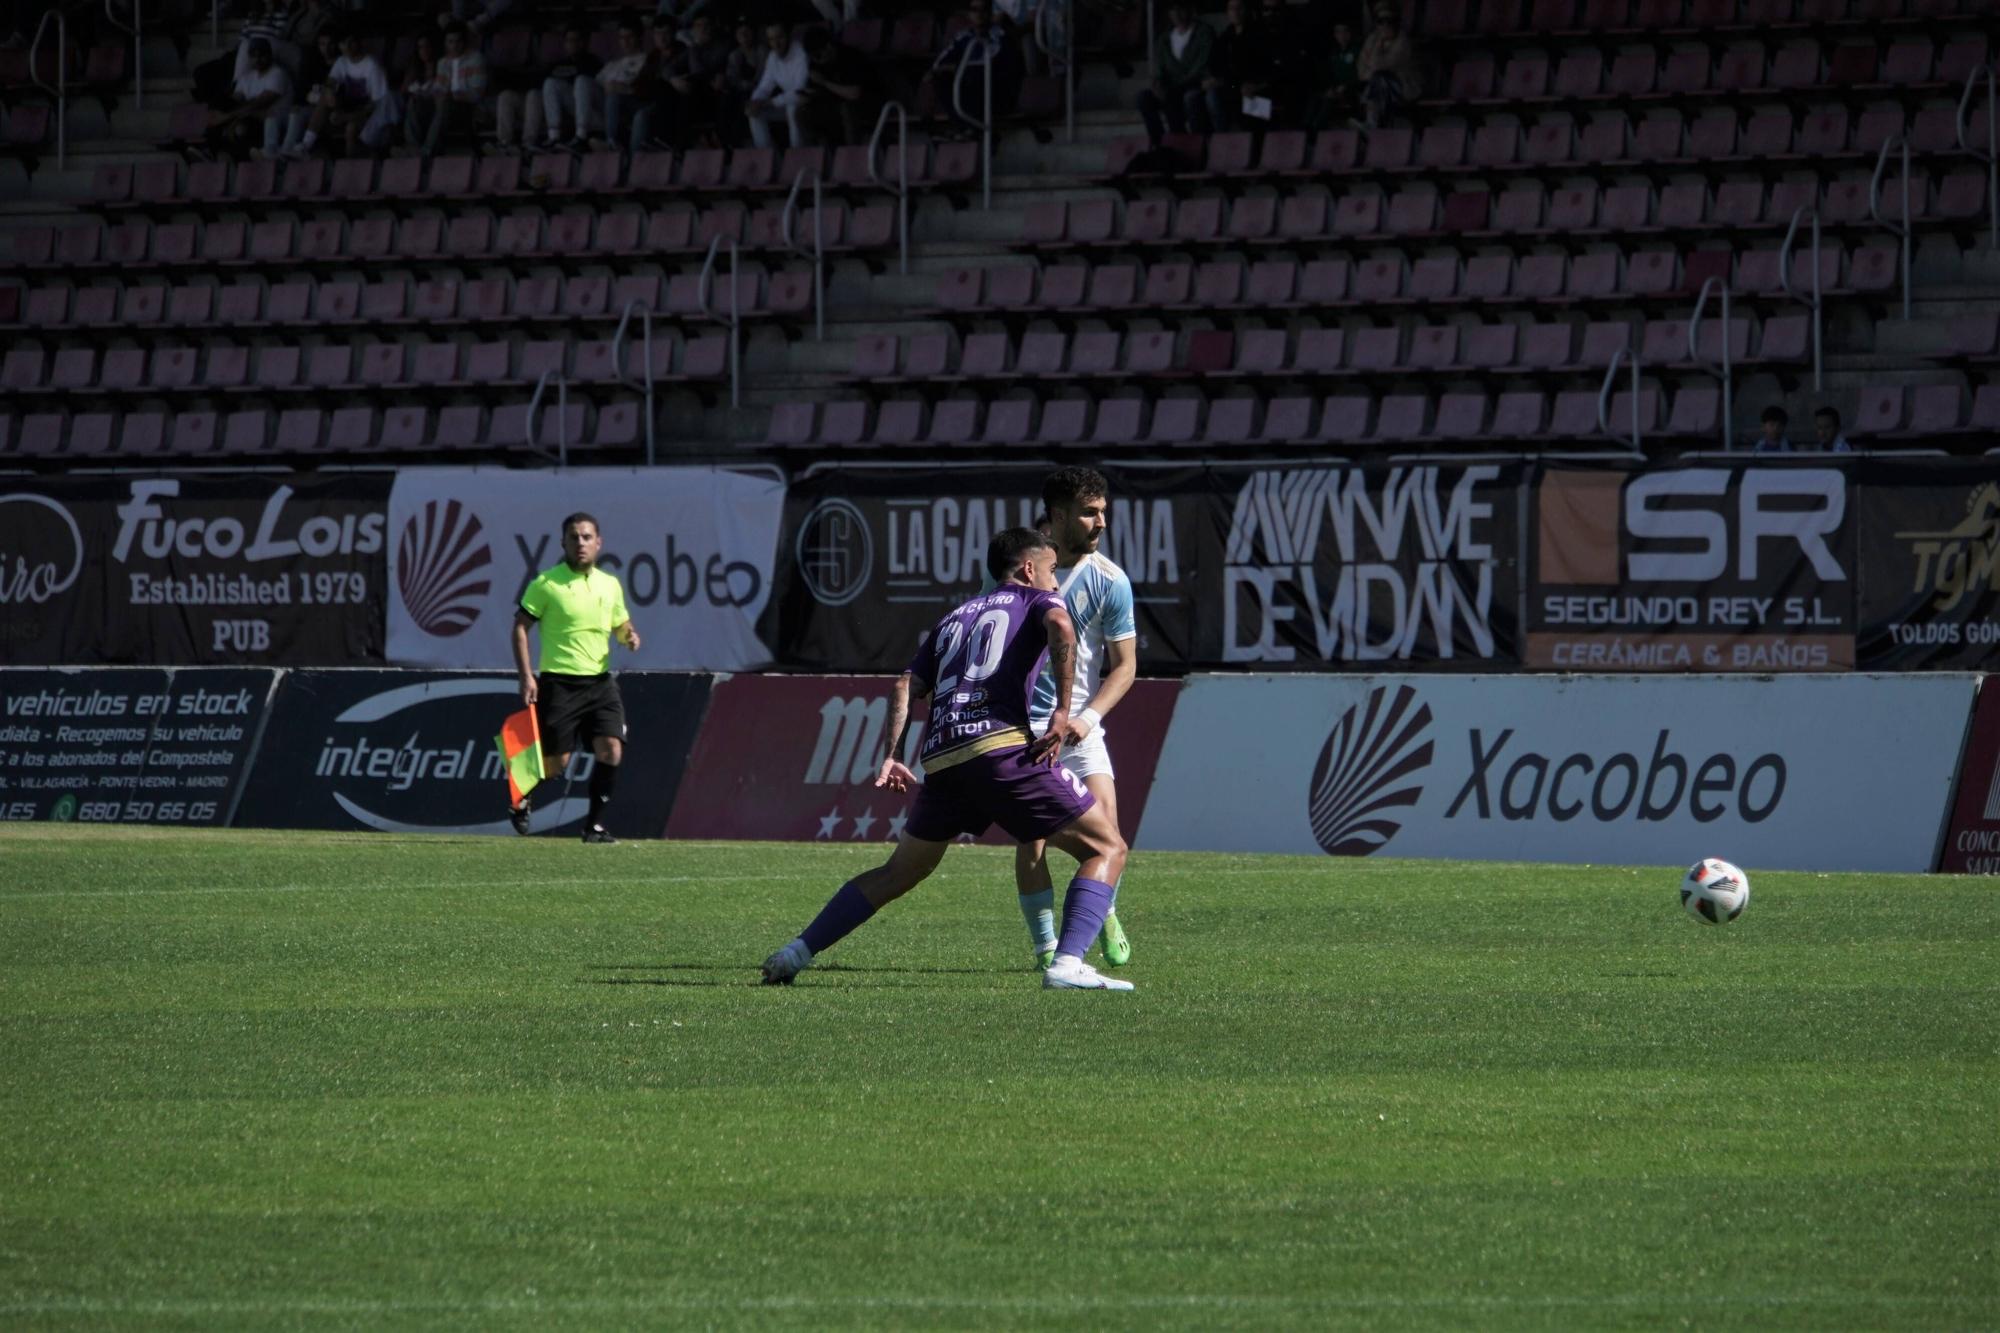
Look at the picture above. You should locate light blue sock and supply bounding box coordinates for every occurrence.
[1018,888,1057,953]
[1106,875,1121,914]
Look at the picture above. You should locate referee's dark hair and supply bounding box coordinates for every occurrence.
[987,527,1055,582]
[1043,466,1107,517]
[561,512,600,539]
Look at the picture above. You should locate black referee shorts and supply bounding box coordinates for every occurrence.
[536,672,627,756]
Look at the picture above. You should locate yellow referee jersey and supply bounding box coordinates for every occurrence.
[519,562,629,676]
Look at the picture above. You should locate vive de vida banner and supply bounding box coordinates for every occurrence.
[385,467,787,671]
[0,474,389,665]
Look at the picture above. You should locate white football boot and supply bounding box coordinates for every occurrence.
[1042,954,1135,991]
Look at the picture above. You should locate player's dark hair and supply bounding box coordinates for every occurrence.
[1042,466,1107,517]
[986,527,1054,581]
[561,512,600,539]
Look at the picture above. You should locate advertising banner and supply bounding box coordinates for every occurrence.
[0,667,277,824]
[1138,673,1974,872]
[1937,679,2000,873]
[386,467,786,672]
[767,464,1199,673]
[666,674,1182,845]
[1527,462,1855,671]
[0,474,388,665]
[1203,462,1521,667]
[1854,459,2000,670]
[233,670,712,838]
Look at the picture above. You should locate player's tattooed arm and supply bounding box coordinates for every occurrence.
[1029,606,1077,764]
[876,671,927,792]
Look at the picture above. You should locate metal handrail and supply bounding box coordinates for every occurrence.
[1597,347,1643,456]
[697,234,742,408]
[1867,134,1912,321]
[610,299,656,466]
[1957,66,1996,252]
[866,100,911,275]
[949,27,994,210]
[1779,205,1824,390]
[1033,0,1072,143]
[526,369,570,468]
[103,0,141,110]
[29,9,65,171]
[779,165,825,341]
[1689,276,1735,452]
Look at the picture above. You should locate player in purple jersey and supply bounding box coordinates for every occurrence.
[761,528,1136,991]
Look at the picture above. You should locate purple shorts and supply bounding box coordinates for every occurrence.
[905,745,1096,844]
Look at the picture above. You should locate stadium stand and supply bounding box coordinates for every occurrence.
[0,0,1995,462]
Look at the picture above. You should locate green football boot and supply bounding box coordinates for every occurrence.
[1036,947,1056,970]
[1097,910,1131,967]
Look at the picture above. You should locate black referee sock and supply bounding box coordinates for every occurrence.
[588,761,619,826]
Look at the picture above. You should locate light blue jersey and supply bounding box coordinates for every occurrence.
[1030,552,1137,723]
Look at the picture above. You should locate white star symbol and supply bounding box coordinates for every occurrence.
[849,808,876,839]
[885,811,907,840]
[816,808,842,839]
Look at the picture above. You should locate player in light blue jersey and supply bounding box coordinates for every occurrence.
[1016,466,1140,969]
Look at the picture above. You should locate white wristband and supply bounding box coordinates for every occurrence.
[1077,708,1101,733]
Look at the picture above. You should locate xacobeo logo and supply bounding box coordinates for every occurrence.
[1306,684,1435,856]
[398,500,492,637]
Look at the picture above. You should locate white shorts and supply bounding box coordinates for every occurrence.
[1036,720,1115,783]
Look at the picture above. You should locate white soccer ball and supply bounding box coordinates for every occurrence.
[1681,858,1750,925]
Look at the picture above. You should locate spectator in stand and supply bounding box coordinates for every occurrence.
[1242,0,1311,127]
[278,26,337,153]
[494,24,603,149]
[929,0,1022,130]
[745,21,810,148]
[287,29,398,157]
[1814,406,1853,452]
[1356,2,1422,128]
[719,16,766,147]
[447,0,515,41]
[194,0,295,110]
[406,22,486,154]
[654,0,709,39]
[399,30,439,106]
[1755,405,1793,452]
[1199,0,1254,133]
[1137,3,1213,146]
[634,11,729,149]
[797,25,882,147]
[596,15,659,150]
[1303,19,1361,130]
[207,37,293,157]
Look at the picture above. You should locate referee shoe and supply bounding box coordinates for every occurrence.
[508,802,532,837]
[581,825,618,844]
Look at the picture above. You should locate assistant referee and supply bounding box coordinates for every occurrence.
[509,511,642,843]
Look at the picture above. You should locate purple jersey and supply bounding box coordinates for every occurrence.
[906,583,1063,772]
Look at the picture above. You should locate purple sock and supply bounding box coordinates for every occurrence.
[1056,876,1118,959]
[799,880,877,956]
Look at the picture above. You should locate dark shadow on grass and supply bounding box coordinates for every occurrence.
[589,962,999,976]
[582,975,955,990]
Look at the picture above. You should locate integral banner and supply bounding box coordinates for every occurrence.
[0,667,277,824]
[0,474,388,665]
[1527,463,1855,671]
[1138,673,1975,872]
[232,670,713,838]
[767,464,1199,672]
[765,462,1516,672]
[1854,459,2000,670]
[386,467,786,672]
[665,674,1182,844]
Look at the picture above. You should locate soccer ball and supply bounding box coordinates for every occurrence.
[1681,858,1750,925]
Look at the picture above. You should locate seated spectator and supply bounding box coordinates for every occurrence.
[278,26,337,153]
[194,0,296,110]
[719,16,767,147]
[745,21,810,148]
[1138,3,1212,146]
[287,29,398,157]
[797,26,882,147]
[1303,19,1361,131]
[597,15,659,150]
[1242,0,1311,129]
[406,22,486,155]
[928,0,1022,129]
[1199,0,1253,133]
[494,23,603,150]
[1356,3,1422,128]
[1814,406,1853,453]
[654,0,710,39]
[207,37,293,157]
[447,0,514,39]
[399,31,439,105]
[632,15,727,151]
[1755,405,1792,452]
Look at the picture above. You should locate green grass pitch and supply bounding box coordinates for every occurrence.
[2,825,1995,1329]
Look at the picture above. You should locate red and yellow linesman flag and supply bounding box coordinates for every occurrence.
[495,706,546,807]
